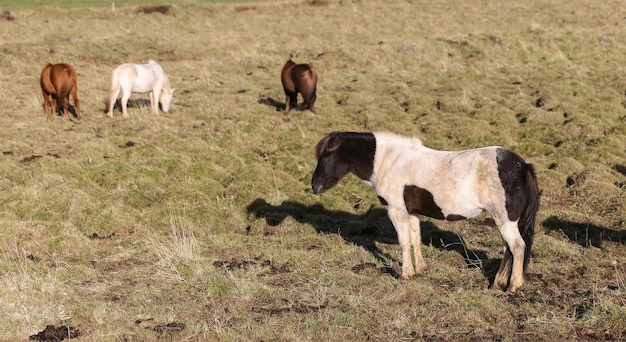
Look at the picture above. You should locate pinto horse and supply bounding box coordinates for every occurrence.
[40,63,81,120]
[107,60,174,118]
[311,131,540,292]
[281,58,317,113]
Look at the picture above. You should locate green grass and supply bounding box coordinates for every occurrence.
[0,0,625,340]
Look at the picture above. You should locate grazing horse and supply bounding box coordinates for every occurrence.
[281,58,317,113]
[40,63,81,120]
[311,131,540,292]
[107,60,174,118]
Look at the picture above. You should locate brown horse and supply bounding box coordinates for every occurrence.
[40,63,81,120]
[281,58,317,113]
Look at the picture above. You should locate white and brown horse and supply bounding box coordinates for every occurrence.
[107,60,174,118]
[311,131,539,292]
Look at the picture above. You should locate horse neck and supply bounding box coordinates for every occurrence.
[339,133,376,181]
[161,76,171,92]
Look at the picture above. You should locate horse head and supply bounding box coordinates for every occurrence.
[160,87,175,112]
[312,132,350,194]
[312,132,376,194]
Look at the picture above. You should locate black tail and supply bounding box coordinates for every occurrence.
[520,163,539,272]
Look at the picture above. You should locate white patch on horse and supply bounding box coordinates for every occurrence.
[107,60,175,118]
[372,132,506,221]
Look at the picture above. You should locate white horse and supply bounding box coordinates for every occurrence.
[107,60,174,118]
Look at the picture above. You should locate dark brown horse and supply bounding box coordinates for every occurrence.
[40,63,81,120]
[281,58,317,113]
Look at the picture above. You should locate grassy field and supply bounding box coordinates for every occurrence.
[0,0,625,340]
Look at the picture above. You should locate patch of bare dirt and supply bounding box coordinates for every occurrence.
[120,141,136,148]
[213,257,291,276]
[136,5,170,14]
[135,319,185,335]
[0,11,14,21]
[29,325,81,341]
[351,262,394,275]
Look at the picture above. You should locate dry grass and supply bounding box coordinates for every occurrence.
[0,0,625,340]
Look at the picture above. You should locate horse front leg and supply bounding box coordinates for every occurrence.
[151,89,160,113]
[61,95,69,118]
[388,207,416,279]
[408,215,427,274]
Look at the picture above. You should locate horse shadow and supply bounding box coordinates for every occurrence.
[104,99,152,113]
[543,215,625,248]
[41,104,81,120]
[257,96,311,112]
[615,164,626,177]
[258,96,285,111]
[246,198,495,280]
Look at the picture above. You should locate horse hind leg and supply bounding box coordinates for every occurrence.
[121,90,131,118]
[305,91,316,113]
[284,92,297,112]
[42,90,51,119]
[493,242,512,290]
[51,96,59,118]
[495,221,526,292]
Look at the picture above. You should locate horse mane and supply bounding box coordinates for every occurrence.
[374,131,423,147]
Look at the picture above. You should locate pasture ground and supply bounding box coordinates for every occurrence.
[0,0,625,340]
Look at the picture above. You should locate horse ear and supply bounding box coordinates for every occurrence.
[315,132,341,159]
[326,133,341,152]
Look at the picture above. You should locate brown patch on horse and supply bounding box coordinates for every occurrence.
[281,58,318,113]
[137,5,170,14]
[403,185,466,221]
[40,63,81,120]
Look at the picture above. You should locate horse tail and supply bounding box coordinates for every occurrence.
[107,69,120,111]
[519,163,539,272]
[292,64,316,93]
[40,63,56,95]
[281,59,296,92]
